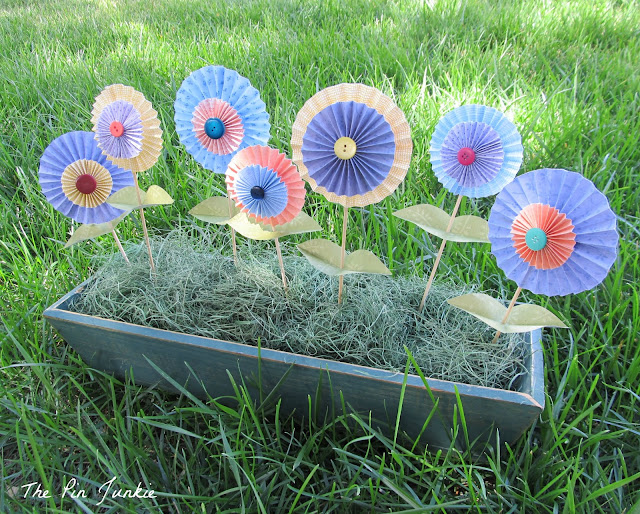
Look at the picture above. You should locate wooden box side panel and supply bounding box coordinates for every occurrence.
[45,295,544,451]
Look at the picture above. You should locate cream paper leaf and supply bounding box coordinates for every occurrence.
[393,204,489,243]
[447,293,568,333]
[298,238,391,276]
[189,196,240,225]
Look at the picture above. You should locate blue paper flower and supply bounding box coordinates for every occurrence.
[175,66,270,173]
[430,105,523,198]
[39,131,134,224]
[489,168,618,296]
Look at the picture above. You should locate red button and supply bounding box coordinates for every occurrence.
[75,174,98,194]
[457,147,476,165]
[110,121,124,137]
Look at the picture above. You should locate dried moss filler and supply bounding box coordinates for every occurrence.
[71,231,527,390]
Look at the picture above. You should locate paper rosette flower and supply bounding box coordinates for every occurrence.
[91,84,163,173]
[489,168,618,296]
[430,105,523,198]
[226,146,305,227]
[175,66,271,173]
[290,83,412,207]
[39,131,134,224]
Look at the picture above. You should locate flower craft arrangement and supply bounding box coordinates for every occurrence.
[40,65,619,392]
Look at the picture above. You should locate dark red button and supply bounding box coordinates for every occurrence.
[457,147,476,165]
[110,121,124,137]
[75,174,98,194]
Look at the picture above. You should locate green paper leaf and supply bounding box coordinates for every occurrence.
[393,204,489,243]
[447,293,569,333]
[64,213,129,248]
[298,238,392,276]
[189,196,240,225]
[107,185,174,210]
[228,211,322,240]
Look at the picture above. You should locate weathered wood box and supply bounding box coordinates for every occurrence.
[44,281,545,452]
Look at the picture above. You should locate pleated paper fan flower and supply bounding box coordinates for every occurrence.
[489,168,618,296]
[226,146,305,227]
[175,66,271,173]
[39,131,134,224]
[430,105,523,198]
[91,84,163,173]
[291,83,412,208]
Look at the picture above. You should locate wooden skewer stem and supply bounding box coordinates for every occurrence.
[492,286,523,343]
[419,195,464,311]
[228,195,238,265]
[274,237,288,292]
[338,205,348,305]
[111,229,130,264]
[133,174,155,273]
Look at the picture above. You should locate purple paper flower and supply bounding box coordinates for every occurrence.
[489,168,618,296]
[39,131,134,224]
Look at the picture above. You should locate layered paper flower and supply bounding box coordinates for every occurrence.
[291,83,412,207]
[489,168,618,296]
[175,66,270,173]
[39,131,134,224]
[430,105,523,198]
[91,84,163,173]
[226,146,305,227]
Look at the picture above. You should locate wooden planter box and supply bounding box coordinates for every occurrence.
[44,281,545,452]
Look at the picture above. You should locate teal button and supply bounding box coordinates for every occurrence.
[204,117,225,139]
[525,227,547,251]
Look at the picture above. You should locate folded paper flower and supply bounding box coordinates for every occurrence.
[175,66,270,173]
[489,168,618,296]
[226,145,305,227]
[91,84,163,173]
[430,105,523,198]
[291,83,412,207]
[39,131,134,225]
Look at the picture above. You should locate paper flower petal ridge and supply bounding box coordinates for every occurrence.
[430,105,523,198]
[91,84,163,172]
[291,83,412,207]
[175,66,270,173]
[226,146,305,227]
[488,168,618,296]
[39,131,134,224]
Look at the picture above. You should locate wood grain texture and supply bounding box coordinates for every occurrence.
[44,281,545,452]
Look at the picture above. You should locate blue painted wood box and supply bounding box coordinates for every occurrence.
[43,281,545,452]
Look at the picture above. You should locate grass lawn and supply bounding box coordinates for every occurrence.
[1,0,639,511]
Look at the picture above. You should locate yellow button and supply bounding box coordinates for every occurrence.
[334,137,357,160]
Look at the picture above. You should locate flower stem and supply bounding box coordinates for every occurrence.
[419,194,463,311]
[227,195,238,266]
[275,237,288,293]
[338,205,348,305]
[111,229,129,264]
[133,173,155,273]
[492,286,523,343]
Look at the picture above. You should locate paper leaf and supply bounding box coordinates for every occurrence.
[447,293,568,333]
[228,211,322,240]
[107,185,174,210]
[393,204,489,243]
[298,239,391,276]
[64,213,129,248]
[189,196,240,225]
